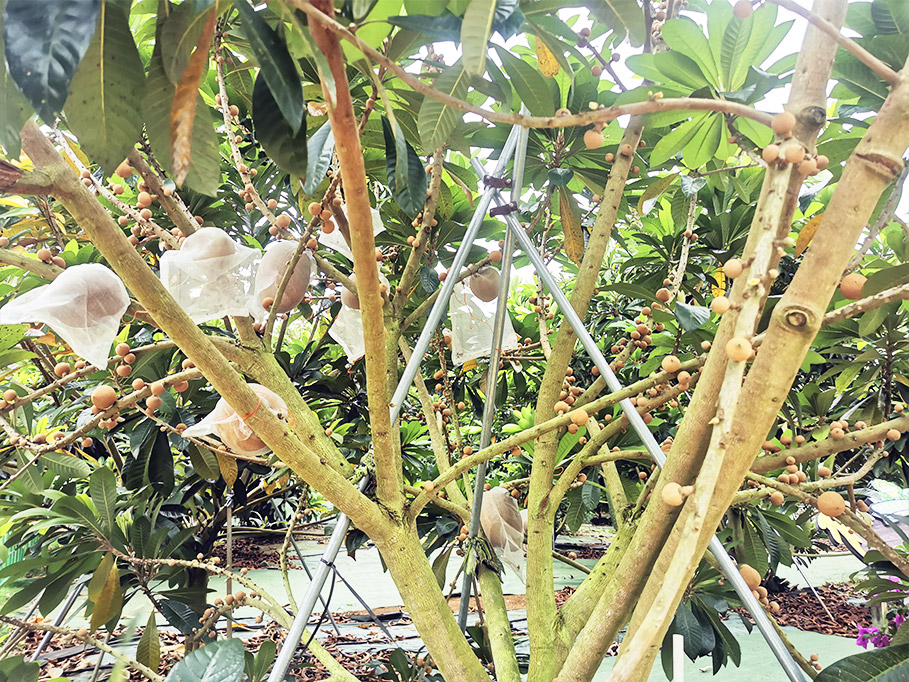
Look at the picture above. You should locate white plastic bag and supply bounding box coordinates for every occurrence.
[318,207,385,260]
[0,263,129,368]
[160,227,259,323]
[480,486,525,582]
[449,280,519,366]
[183,383,289,457]
[250,241,314,322]
[326,271,389,362]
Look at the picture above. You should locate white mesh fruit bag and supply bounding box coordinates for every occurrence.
[0,263,129,368]
[480,486,525,582]
[449,279,519,366]
[250,241,314,322]
[160,227,259,323]
[182,383,289,457]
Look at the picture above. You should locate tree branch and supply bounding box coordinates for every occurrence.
[286,0,773,131]
[309,0,401,514]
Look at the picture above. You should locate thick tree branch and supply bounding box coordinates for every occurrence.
[17,120,383,538]
[309,0,401,515]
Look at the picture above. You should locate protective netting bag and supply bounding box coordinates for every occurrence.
[0,263,129,368]
[250,241,315,322]
[450,279,519,366]
[160,227,259,323]
[480,486,525,582]
[318,207,385,260]
[182,384,289,457]
[327,271,389,362]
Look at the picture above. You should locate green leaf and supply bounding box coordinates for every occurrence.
[3,0,101,120]
[43,451,91,479]
[252,70,308,176]
[160,0,215,84]
[88,551,122,631]
[0,324,27,352]
[548,167,574,187]
[815,644,909,681]
[431,544,453,589]
[650,113,708,166]
[66,0,146,174]
[143,50,219,196]
[741,520,769,577]
[187,443,220,480]
[0,0,31,158]
[680,175,706,197]
[637,173,678,214]
[382,115,427,217]
[136,612,161,673]
[834,362,863,393]
[164,637,246,682]
[563,484,592,532]
[661,18,719,88]
[461,0,496,77]
[89,466,118,531]
[159,598,199,635]
[0,656,39,682]
[418,62,469,151]
[675,301,710,332]
[495,45,554,116]
[589,0,645,46]
[302,121,334,196]
[233,0,304,133]
[682,113,722,169]
[420,265,440,293]
[721,2,779,90]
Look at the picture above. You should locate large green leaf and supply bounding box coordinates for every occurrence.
[740,519,769,576]
[252,70,308,176]
[233,0,304,133]
[461,0,496,77]
[136,612,161,672]
[144,50,219,195]
[494,45,554,116]
[682,113,722,169]
[302,121,334,196]
[589,0,645,46]
[382,115,427,217]
[164,637,246,682]
[675,301,710,332]
[661,18,719,88]
[44,451,91,479]
[3,0,101,120]
[418,62,469,151]
[815,644,909,681]
[0,0,31,157]
[160,0,215,83]
[89,466,117,531]
[720,2,778,90]
[66,0,146,174]
[650,113,708,166]
[0,656,39,682]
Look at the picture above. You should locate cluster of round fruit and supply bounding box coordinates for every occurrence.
[737,563,783,615]
[761,112,829,176]
[552,369,586,413]
[34,247,66,269]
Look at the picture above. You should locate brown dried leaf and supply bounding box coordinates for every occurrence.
[795,212,824,258]
[170,9,216,187]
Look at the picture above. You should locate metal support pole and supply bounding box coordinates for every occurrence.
[477,177,806,682]
[29,578,89,662]
[267,477,369,682]
[267,125,526,682]
[457,124,529,631]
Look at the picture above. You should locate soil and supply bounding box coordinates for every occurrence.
[735,582,872,637]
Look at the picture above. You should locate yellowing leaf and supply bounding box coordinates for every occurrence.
[559,186,585,266]
[216,452,238,487]
[0,197,27,207]
[88,552,123,632]
[795,212,824,258]
[534,35,559,77]
[461,358,478,373]
[170,9,216,187]
[636,172,678,215]
[712,268,726,297]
